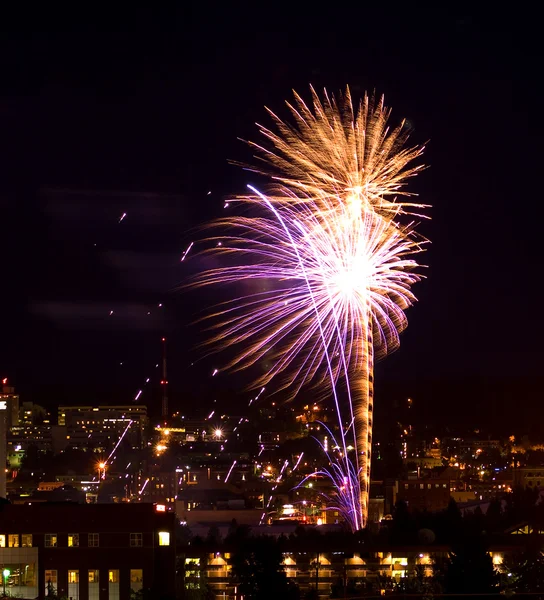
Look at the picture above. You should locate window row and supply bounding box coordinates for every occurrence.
[1,532,170,548]
[46,569,143,584]
[0,534,32,548]
[5,531,170,548]
[403,483,449,490]
[46,533,98,548]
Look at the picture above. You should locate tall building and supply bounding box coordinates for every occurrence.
[0,380,19,429]
[57,405,148,451]
[0,380,20,498]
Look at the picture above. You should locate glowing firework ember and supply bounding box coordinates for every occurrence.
[193,87,428,529]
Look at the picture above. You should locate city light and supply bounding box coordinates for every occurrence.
[2,568,9,595]
[97,461,107,480]
[194,87,427,529]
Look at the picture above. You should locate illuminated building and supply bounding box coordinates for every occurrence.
[0,503,175,599]
[136,471,178,505]
[0,381,19,429]
[181,545,517,598]
[396,479,451,512]
[7,403,54,467]
[0,380,20,498]
[57,405,148,451]
[8,425,52,453]
[513,467,544,489]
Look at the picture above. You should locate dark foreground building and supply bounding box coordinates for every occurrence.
[0,502,176,600]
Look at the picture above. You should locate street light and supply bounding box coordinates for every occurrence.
[3,568,10,595]
[98,462,106,480]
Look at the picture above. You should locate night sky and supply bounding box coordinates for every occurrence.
[0,8,541,432]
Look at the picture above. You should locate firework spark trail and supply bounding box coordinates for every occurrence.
[259,453,306,524]
[224,460,237,483]
[139,478,150,495]
[292,452,304,472]
[193,87,428,529]
[105,419,133,466]
[248,386,266,407]
[181,241,194,262]
[132,361,156,402]
[276,459,289,483]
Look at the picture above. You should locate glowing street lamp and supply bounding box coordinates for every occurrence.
[98,462,106,480]
[214,428,223,440]
[3,568,10,595]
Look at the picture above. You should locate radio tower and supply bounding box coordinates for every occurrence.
[161,337,168,419]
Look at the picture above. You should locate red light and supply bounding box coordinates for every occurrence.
[156,504,166,512]
[162,337,166,342]
[1,378,6,385]
[160,380,168,385]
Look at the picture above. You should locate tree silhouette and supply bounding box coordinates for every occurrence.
[485,498,503,533]
[506,533,544,593]
[231,536,299,600]
[390,500,416,544]
[205,525,222,545]
[443,535,498,596]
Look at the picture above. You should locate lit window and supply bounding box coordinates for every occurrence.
[88,533,99,547]
[45,570,58,585]
[68,570,79,584]
[21,534,32,547]
[8,534,18,547]
[130,533,143,547]
[68,533,79,547]
[45,534,57,548]
[88,570,99,583]
[130,569,143,584]
[109,570,119,583]
[404,483,409,490]
[158,531,170,546]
